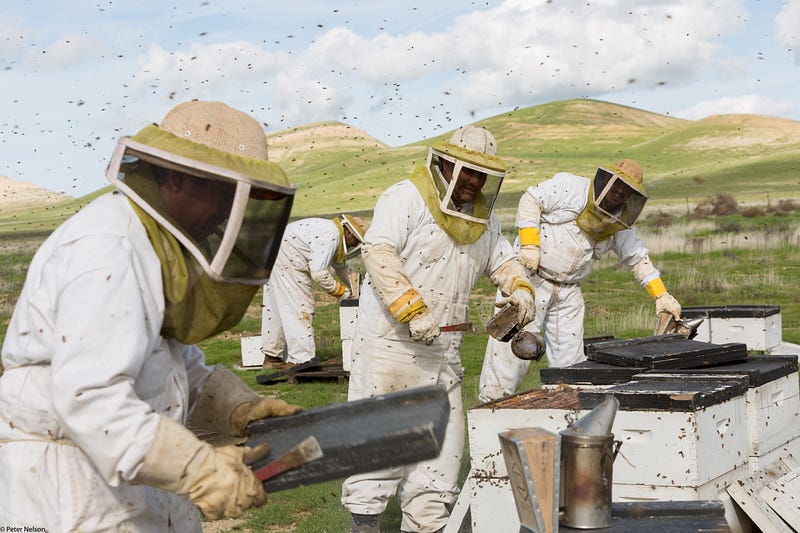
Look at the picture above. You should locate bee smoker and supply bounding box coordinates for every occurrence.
[559,395,622,529]
[485,303,546,360]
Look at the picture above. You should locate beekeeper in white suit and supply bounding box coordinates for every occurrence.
[341,126,535,533]
[261,214,368,369]
[0,100,303,530]
[479,159,683,402]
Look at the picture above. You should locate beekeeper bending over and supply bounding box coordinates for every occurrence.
[479,159,682,403]
[0,101,303,530]
[341,126,535,533]
[261,214,368,370]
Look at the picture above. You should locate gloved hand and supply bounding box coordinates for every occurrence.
[518,244,540,274]
[189,443,271,519]
[230,396,302,437]
[655,292,682,321]
[409,309,441,345]
[134,417,271,520]
[496,287,535,327]
[188,366,301,439]
[340,288,353,300]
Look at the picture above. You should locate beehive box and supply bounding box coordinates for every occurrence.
[470,386,748,486]
[636,355,800,457]
[467,385,749,533]
[468,464,748,533]
[339,299,358,371]
[681,305,782,351]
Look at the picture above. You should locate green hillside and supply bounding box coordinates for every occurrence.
[3,98,800,231]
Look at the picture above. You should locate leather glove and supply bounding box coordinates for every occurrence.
[340,288,353,300]
[188,366,302,439]
[518,244,540,274]
[188,443,271,519]
[496,287,535,327]
[409,309,441,345]
[230,397,302,437]
[655,292,682,321]
[133,417,271,520]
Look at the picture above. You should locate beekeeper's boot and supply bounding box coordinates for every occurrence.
[350,512,380,533]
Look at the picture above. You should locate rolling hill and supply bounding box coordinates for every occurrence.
[3,98,800,233]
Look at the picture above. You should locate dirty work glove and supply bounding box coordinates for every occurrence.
[133,417,271,520]
[655,292,682,321]
[496,288,535,327]
[409,309,441,345]
[188,365,302,439]
[188,443,271,519]
[230,397,303,437]
[518,244,540,274]
[340,288,353,300]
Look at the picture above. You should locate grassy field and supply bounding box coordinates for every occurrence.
[1,197,797,532]
[1,98,800,531]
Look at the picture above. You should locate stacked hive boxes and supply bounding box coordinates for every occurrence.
[465,309,800,532]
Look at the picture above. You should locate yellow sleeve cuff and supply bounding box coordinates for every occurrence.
[645,277,667,299]
[330,282,346,297]
[518,227,540,246]
[389,288,427,323]
[511,276,535,296]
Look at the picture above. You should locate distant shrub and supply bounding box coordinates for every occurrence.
[774,198,800,213]
[643,212,674,228]
[741,206,766,218]
[693,193,739,217]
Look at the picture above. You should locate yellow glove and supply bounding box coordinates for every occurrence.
[230,397,302,437]
[655,292,682,321]
[134,417,271,520]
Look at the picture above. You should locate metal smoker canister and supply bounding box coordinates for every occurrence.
[559,432,621,528]
[559,395,621,529]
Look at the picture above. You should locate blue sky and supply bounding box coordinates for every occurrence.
[2,0,798,196]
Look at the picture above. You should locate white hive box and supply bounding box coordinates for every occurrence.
[339,299,359,371]
[240,335,264,367]
[682,305,782,351]
[467,384,750,533]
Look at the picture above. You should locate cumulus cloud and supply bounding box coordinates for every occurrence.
[676,94,796,119]
[776,0,800,62]
[131,0,750,135]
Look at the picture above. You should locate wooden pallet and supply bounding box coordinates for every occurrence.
[257,357,348,385]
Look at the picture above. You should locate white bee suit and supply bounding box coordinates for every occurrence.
[341,179,517,532]
[261,218,349,364]
[0,192,215,531]
[479,172,652,403]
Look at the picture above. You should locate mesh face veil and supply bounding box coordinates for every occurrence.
[591,161,648,228]
[338,214,368,258]
[426,126,506,224]
[105,102,296,285]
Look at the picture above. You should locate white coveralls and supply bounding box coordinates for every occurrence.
[0,192,214,532]
[261,218,350,363]
[341,179,517,532]
[479,172,653,403]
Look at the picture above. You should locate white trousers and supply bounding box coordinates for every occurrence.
[261,263,316,364]
[479,276,587,403]
[342,337,464,533]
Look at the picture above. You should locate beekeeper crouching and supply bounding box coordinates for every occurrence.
[479,159,682,403]
[261,214,368,370]
[341,126,535,533]
[0,101,303,530]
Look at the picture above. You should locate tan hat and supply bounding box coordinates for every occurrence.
[449,125,498,156]
[160,100,268,160]
[611,159,643,185]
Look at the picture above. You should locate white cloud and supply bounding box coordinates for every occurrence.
[776,0,800,62]
[676,94,796,119]
[30,34,108,68]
